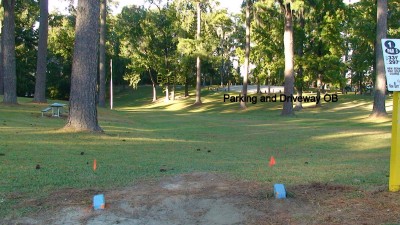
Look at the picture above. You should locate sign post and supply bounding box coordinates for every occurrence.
[382,39,400,192]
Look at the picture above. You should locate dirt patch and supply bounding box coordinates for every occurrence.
[2,172,400,225]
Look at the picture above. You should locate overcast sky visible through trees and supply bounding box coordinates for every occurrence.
[49,0,243,15]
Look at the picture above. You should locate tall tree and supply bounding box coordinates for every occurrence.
[252,2,284,95]
[194,0,202,105]
[64,0,102,132]
[240,0,252,109]
[46,13,75,100]
[98,0,106,107]
[290,0,345,108]
[371,0,388,117]
[280,1,295,116]
[15,0,40,97]
[2,0,17,104]
[213,11,233,88]
[117,5,178,102]
[33,0,48,103]
[149,1,178,103]
[294,11,305,111]
[0,19,3,95]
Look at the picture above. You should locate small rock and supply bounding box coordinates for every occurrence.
[160,168,167,172]
[36,164,41,170]
[304,162,309,165]
[80,152,85,155]
[207,150,211,153]
[197,148,200,151]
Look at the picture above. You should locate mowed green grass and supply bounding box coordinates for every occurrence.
[0,86,394,218]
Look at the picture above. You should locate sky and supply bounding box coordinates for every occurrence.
[49,0,361,15]
[49,0,243,15]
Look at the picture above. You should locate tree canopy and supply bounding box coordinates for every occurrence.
[0,0,399,115]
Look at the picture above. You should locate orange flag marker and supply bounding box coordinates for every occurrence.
[93,159,97,171]
[269,156,276,167]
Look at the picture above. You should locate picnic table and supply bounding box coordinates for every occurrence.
[50,103,66,117]
[41,103,65,117]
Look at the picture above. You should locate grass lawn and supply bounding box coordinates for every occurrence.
[0,87,394,218]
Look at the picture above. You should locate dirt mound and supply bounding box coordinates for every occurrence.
[3,172,400,225]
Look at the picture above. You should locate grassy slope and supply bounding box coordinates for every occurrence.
[0,87,393,217]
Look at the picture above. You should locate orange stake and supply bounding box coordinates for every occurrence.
[93,159,97,171]
[269,156,276,167]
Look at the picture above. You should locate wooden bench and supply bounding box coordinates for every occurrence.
[41,107,52,117]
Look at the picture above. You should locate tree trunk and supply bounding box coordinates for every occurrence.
[294,85,303,111]
[2,0,17,104]
[268,70,271,94]
[194,1,202,105]
[240,0,251,110]
[165,84,169,102]
[64,0,102,132]
[294,13,305,111]
[33,0,49,103]
[185,73,189,97]
[294,68,304,110]
[98,0,107,107]
[342,39,349,94]
[0,20,4,95]
[371,0,387,117]
[171,77,175,101]
[316,74,322,107]
[220,51,224,87]
[281,3,294,116]
[149,69,157,102]
[256,77,260,94]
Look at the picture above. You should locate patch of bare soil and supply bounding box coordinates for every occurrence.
[3,172,400,225]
